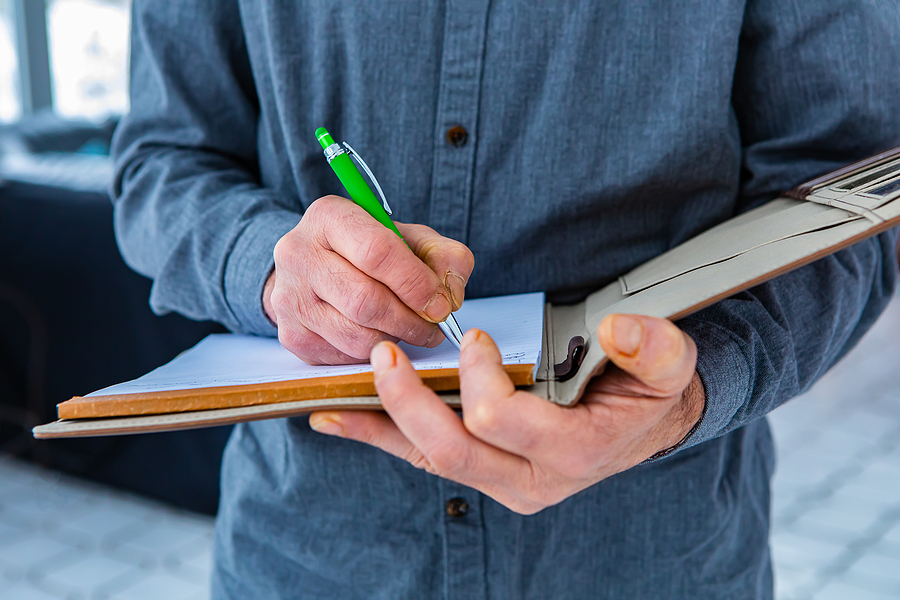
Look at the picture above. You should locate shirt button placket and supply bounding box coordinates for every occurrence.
[428,1,490,245]
[431,4,491,596]
[439,480,487,600]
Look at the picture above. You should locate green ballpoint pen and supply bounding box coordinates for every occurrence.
[315,127,464,350]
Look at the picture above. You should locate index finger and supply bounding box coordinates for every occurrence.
[398,223,475,310]
[370,342,533,498]
[321,202,455,323]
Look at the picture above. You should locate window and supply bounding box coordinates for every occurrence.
[46,0,130,119]
[0,0,21,122]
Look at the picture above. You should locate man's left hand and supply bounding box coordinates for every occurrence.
[308,314,705,515]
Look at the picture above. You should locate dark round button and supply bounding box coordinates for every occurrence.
[445,125,468,148]
[445,497,469,518]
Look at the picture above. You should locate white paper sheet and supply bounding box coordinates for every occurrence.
[87,292,545,397]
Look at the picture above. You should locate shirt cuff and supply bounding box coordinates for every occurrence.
[670,316,752,452]
[223,209,300,336]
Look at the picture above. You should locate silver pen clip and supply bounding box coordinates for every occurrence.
[438,314,464,351]
[328,137,464,352]
[342,142,393,216]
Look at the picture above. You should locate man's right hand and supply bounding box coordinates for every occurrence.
[263,196,475,365]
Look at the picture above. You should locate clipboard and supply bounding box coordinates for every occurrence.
[34,146,900,439]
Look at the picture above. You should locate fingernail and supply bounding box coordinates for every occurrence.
[460,328,482,351]
[444,272,466,310]
[425,327,444,348]
[423,292,452,323]
[611,315,643,357]
[309,414,344,437]
[370,341,397,375]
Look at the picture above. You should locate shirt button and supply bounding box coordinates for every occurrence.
[445,125,468,148]
[445,497,469,518]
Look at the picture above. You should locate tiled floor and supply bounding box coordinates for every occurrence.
[769,290,900,600]
[0,459,214,600]
[1,292,899,599]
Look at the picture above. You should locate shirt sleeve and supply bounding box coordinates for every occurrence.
[676,0,900,450]
[110,0,300,336]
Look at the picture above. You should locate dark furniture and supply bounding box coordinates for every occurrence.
[0,114,231,515]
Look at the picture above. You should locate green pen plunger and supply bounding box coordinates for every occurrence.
[316,127,403,239]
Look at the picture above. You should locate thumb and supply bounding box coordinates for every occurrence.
[597,314,697,395]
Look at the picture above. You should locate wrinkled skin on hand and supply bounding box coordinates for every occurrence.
[309,313,706,515]
[263,195,475,365]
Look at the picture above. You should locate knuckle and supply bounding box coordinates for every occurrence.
[355,234,396,275]
[419,239,453,271]
[343,281,391,326]
[393,266,439,306]
[457,245,476,271]
[272,235,296,265]
[305,196,349,243]
[269,286,288,315]
[278,326,315,360]
[270,288,303,326]
[272,236,287,261]
[273,286,310,319]
[463,403,501,439]
[353,426,385,449]
[417,237,444,261]
[446,241,476,270]
[303,296,330,325]
[312,310,373,361]
[418,236,474,274]
[343,332,379,361]
[427,439,475,476]
[404,451,437,474]
[274,229,316,271]
[307,195,340,220]
[303,201,327,227]
[356,240,439,309]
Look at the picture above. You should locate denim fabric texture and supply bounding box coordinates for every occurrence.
[111,1,900,598]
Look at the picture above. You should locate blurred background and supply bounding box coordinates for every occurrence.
[1,0,128,122]
[0,2,231,597]
[1,0,230,501]
[0,1,899,599]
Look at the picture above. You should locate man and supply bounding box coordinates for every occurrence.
[112,1,900,598]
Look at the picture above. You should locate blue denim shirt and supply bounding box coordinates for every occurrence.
[112,1,900,598]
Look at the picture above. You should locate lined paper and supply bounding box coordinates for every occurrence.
[87,292,544,397]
